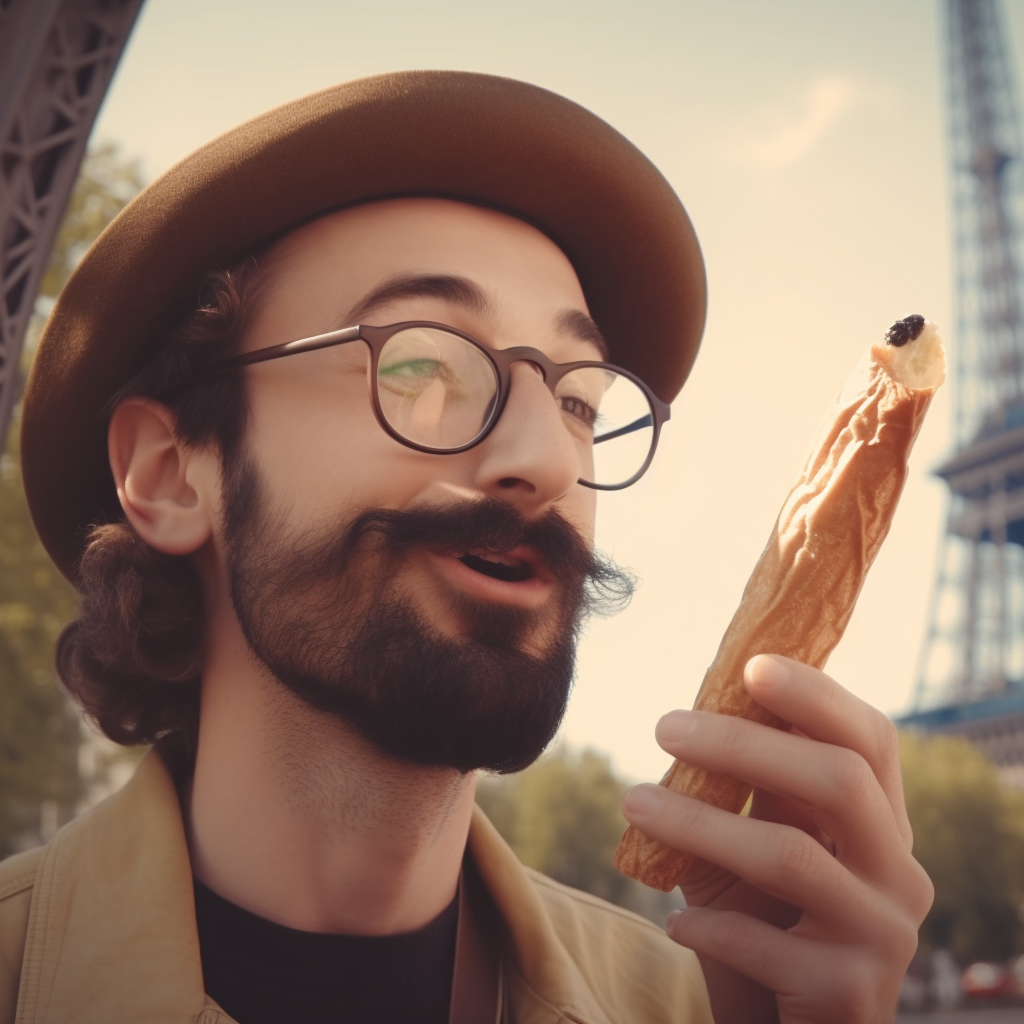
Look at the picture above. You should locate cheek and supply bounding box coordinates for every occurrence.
[243,369,448,517]
[566,486,598,546]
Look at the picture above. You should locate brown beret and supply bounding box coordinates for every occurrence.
[21,70,706,584]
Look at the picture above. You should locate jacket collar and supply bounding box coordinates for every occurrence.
[16,752,610,1024]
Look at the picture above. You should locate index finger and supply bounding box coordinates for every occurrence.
[743,654,913,849]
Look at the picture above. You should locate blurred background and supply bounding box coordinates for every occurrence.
[6,0,1024,1015]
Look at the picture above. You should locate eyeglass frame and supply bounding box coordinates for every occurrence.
[164,320,672,491]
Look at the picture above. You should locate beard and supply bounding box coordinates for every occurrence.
[220,455,635,774]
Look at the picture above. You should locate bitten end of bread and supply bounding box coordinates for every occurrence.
[873,316,945,391]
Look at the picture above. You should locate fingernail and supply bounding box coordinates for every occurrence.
[745,653,790,689]
[623,784,664,817]
[665,908,686,933]
[656,710,698,746]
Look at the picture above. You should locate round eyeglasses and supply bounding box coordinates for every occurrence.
[172,321,671,490]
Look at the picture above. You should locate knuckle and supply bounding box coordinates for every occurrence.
[705,911,747,957]
[712,714,747,757]
[907,860,936,923]
[703,912,771,974]
[871,713,900,769]
[683,793,717,836]
[830,747,873,801]
[829,954,897,1024]
[875,889,925,963]
[775,827,819,883]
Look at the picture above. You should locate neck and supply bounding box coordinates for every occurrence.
[184,621,475,936]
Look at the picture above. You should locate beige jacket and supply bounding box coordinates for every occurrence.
[0,753,712,1024]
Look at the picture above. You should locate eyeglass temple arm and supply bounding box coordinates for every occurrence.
[156,326,365,396]
[594,413,654,445]
[219,325,364,370]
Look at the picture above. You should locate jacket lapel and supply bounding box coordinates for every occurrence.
[16,752,207,1024]
[467,808,612,1024]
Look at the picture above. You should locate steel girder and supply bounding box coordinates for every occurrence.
[0,0,144,452]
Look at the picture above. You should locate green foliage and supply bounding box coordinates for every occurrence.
[0,418,80,853]
[476,747,680,923]
[901,730,1024,963]
[0,144,143,854]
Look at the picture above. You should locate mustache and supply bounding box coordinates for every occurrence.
[221,451,636,619]
[333,497,637,618]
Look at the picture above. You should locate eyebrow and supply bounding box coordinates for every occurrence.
[339,273,490,326]
[554,307,609,360]
[338,272,610,360]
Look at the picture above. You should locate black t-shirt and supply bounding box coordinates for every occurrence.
[193,878,458,1024]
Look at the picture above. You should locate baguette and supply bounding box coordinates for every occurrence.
[614,315,946,891]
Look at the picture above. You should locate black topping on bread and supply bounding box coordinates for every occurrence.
[885,314,926,348]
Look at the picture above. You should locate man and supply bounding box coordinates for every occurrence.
[0,72,930,1023]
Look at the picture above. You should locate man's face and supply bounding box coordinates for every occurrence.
[214,199,632,772]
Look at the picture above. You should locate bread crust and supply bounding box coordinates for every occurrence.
[615,327,943,891]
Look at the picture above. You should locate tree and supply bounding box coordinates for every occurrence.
[0,417,80,852]
[901,729,1024,963]
[476,746,680,924]
[0,144,143,854]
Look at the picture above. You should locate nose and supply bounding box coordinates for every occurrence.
[470,359,581,511]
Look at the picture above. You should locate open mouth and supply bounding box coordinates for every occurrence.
[458,550,534,583]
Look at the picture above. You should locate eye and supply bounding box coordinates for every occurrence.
[379,358,443,380]
[559,395,598,428]
[378,358,455,397]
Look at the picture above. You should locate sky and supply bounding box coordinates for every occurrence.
[82,0,1024,782]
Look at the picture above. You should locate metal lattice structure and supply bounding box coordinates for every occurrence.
[0,0,143,453]
[905,0,1024,777]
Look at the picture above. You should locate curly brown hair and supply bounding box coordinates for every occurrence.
[56,256,270,774]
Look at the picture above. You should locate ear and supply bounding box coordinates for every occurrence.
[108,397,220,555]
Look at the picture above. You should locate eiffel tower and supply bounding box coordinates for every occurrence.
[902,0,1024,785]
[0,0,143,452]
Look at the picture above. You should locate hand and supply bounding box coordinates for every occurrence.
[620,654,933,1024]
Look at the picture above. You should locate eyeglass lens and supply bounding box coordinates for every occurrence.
[375,327,655,488]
